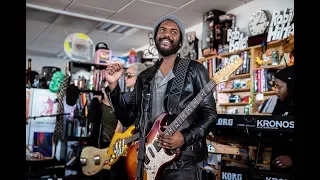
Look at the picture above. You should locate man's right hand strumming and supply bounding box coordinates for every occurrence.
[105,63,124,90]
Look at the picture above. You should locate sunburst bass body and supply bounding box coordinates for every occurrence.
[80,125,136,176]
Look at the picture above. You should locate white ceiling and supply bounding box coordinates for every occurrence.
[26,0,252,58]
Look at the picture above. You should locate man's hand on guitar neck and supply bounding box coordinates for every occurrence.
[158,130,185,149]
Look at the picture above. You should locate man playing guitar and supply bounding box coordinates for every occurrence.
[105,15,218,180]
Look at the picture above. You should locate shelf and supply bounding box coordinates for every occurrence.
[220,88,250,93]
[250,38,287,49]
[255,64,287,70]
[228,73,251,80]
[196,37,291,62]
[253,91,277,96]
[222,157,245,164]
[197,55,219,63]
[219,102,249,106]
[253,112,272,116]
[79,89,103,95]
[70,61,108,70]
[222,157,270,168]
[197,47,251,62]
[211,73,250,82]
[218,47,251,58]
[199,36,293,116]
[67,136,90,142]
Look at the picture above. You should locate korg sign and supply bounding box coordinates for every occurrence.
[216,118,233,126]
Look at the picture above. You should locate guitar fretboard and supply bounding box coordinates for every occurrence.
[164,80,217,136]
[124,133,140,144]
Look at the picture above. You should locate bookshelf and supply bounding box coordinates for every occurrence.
[197,36,294,116]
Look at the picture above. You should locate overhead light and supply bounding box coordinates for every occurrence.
[123,28,138,35]
[98,23,112,30]
[115,26,129,33]
[107,24,121,33]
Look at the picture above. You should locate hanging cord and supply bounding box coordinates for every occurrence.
[143,32,158,57]
[261,23,270,53]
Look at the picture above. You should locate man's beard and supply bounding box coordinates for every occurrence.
[155,38,180,57]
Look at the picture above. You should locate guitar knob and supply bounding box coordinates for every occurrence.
[110,159,114,162]
[80,158,87,166]
[112,154,116,158]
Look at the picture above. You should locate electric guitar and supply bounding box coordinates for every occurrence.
[126,57,244,180]
[80,125,139,176]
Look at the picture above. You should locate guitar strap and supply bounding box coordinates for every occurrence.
[54,73,70,140]
[167,58,191,115]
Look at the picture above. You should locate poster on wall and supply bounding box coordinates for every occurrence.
[32,131,54,158]
[27,88,58,159]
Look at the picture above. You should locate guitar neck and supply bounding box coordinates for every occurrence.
[124,133,140,144]
[164,80,217,136]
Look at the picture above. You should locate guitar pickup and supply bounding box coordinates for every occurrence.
[147,147,155,158]
[93,155,101,165]
[153,140,161,152]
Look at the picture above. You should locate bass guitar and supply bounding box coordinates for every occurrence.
[126,57,243,180]
[80,125,139,176]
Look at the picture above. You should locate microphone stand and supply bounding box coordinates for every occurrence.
[76,100,88,157]
[135,58,163,180]
[67,100,88,170]
[28,113,71,120]
[136,90,151,180]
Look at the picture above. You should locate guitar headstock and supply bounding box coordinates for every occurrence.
[212,57,244,84]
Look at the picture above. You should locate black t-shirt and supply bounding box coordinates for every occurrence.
[272,99,293,116]
[270,99,294,175]
[100,103,118,147]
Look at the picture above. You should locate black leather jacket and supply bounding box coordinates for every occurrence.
[109,58,217,162]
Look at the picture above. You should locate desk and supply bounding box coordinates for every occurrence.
[26,159,65,179]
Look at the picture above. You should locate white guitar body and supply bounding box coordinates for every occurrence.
[144,135,176,180]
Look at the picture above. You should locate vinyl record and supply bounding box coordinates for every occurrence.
[64,33,95,61]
